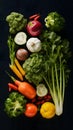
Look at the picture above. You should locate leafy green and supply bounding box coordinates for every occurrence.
[23,53,44,85]
[40,31,71,115]
[7,35,16,65]
[4,92,27,118]
[44,12,65,32]
[6,12,27,34]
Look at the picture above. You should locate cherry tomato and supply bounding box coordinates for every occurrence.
[24,103,38,117]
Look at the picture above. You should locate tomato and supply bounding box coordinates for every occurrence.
[24,103,38,117]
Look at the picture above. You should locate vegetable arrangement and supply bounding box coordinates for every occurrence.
[4,11,71,119]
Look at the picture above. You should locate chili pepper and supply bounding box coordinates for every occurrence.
[34,15,40,21]
[8,83,18,91]
[29,14,39,20]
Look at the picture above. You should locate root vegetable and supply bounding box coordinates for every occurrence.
[16,49,28,61]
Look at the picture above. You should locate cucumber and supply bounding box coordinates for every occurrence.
[14,32,27,45]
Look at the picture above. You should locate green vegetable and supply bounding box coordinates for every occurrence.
[40,31,71,115]
[7,35,16,65]
[44,12,65,32]
[6,12,27,34]
[4,92,27,118]
[22,53,44,85]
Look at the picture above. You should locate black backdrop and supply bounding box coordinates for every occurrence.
[0,0,73,130]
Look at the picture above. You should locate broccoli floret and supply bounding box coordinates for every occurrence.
[44,12,65,32]
[4,92,27,118]
[6,12,27,34]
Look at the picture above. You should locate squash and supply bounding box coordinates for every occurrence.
[26,37,42,52]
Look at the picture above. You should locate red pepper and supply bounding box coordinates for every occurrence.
[34,15,40,21]
[29,14,39,20]
[8,83,18,91]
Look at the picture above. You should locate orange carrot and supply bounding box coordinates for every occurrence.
[14,58,25,76]
[9,64,23,81]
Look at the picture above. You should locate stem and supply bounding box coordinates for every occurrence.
[51,65,56,100]
[5,71,16,82]
[55,63,60,100]
[55,101,63,116]
[43,76,53,98]
[63,67,65,102]
[60,57,62,102]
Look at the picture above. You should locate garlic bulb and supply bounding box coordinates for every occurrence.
[26,37,41,52]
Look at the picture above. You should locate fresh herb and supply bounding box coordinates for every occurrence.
[40,31,71,115]
[7,35,16,65]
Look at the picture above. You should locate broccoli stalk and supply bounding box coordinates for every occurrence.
[4,92,27,118]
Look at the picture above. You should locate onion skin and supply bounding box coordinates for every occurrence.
[16,48,28,61]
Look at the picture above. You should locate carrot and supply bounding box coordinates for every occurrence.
[8,83,18,91]
[9,64,23,81]
[14,58,25,76]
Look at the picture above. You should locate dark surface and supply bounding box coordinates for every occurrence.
[0,0,73,130]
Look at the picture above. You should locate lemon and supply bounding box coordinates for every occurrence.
[36,84,48,97]
[14,32,27,45]
[40,102,56,119]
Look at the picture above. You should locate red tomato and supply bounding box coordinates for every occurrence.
[24,103,38,117]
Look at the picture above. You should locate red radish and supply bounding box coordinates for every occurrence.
[26,14,42,36]
[8,83,18,91]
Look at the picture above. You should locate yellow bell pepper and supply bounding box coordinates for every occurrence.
[40,102,56,119]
